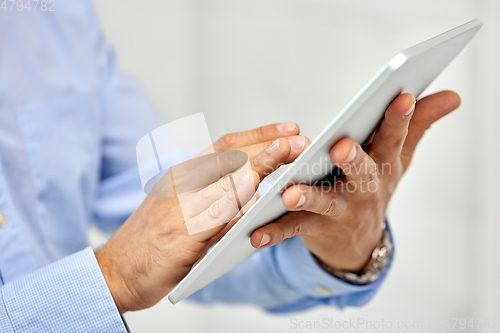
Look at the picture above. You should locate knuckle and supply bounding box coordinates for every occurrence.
[256,126,266,142]
[380,129,407,150]
[223,189,236,207]
[207,200,221,221]
[250,155,260,170]
[198,188,212,202]
[366,163,379,182]
[218,133,237,148]
[292,222,301,237]
[278,231,287,244]
[322,193,337,216]
[366,171,376,183]
[413,119,432,132]
[215,176,233,196]
[392,133,407,149]
[386,116,401,128]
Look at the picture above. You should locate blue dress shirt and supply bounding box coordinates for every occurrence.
[0,2,393,332]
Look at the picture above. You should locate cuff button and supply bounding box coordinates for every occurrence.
[316,285,332,296]
[0,211,6,228]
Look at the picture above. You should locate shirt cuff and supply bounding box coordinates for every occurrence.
[0,293,15,333]
[0,247,126,332]
[273,232,394,300]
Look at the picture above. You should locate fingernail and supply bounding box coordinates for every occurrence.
[405,102,416,116]
[266,139,280,154]
[288,136,306,151]
[259,234,271,247]
[295,193,306,208]
[345,145,357,163]
[238,171,250,184]
[276,122,296,134]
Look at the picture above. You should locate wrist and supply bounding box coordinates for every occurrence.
[95,248,137,314]
[314,226,392,285]
[315,225,383,272]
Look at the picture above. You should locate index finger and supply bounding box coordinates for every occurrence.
[213,122,300,150]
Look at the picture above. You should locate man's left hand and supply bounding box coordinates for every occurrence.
[250,91,461,272]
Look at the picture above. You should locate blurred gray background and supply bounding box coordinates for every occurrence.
[92,1,500,332]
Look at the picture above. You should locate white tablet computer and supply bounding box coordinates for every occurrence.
[168,19,482,304]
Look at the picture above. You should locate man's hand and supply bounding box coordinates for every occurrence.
[95,122,311,313]
[250,91,461,272]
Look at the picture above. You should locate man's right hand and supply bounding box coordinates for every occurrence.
[95,122,310,313]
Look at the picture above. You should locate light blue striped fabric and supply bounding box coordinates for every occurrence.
[1,248,126,332]
[190,233,394,311]
[0,294,15,333]
[0,1,392,331]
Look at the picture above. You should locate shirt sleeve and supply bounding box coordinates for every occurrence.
[188,229,394,312]
[0,247,126,332]
[91,40,164,234]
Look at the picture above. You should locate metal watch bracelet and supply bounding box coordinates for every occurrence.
[314,229,393,285]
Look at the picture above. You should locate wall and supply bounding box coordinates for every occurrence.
[92,1,500,332]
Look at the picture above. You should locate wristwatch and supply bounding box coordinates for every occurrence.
[314,228,393,285]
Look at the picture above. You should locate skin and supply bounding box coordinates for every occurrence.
[96,90,461,313]
[250,91,461,271]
